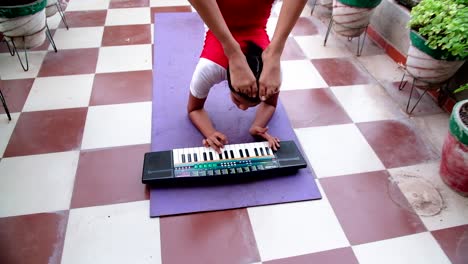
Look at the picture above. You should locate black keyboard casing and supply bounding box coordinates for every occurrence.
[142,141,307,186]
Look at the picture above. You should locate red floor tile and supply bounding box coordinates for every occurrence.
[59,10,107,28]
[357,120,439,168]
[109,0,149,8]
[320,171,427,245]
[3,108,87,157]
[291,17,320,36]
[312,58,375,86]
[0,211,68,264]
[264,247,359,264]
[102,25,151,46]
[90,70,152,105]
[432,225,468,264]
[71,144,150,209]
[281,37,307,61]
[38,48,99,77]
[0,79,34,114]
[160,209,260,264]
[280,89,351,128]
[151,6,192,23]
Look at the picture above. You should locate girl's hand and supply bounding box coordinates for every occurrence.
[249,126,280,151]
[202,131,228,153]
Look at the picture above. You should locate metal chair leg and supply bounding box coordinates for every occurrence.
[56,2,69,30]
[356,26,368,56]
[3,38,15,56]
[11,37,29,72]
[45,23,57,52]
[405,78,431,114]
[398,72,407,91]
[323,16,333,46]
[0,89,12,121]
[310,0,318,16]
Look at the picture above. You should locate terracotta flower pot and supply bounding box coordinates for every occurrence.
[406,30,465,84]
[331,0,382,37]
[440,99,468,196]
[0,0,47,49]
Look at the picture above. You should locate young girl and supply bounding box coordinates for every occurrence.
[187,0,307,153]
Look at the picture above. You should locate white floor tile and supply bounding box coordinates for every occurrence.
[353,232,451,264]
[46,12,63,30]
[295,124,385,177]
[0,151,79,217]
[0,113,20,158]
[388,162,468,231]
[150,0,190,7]
[96,44,152,73]
[280,60,328,91]
[358,54,407,82]
[66,0,110,11]
[23,74,94,112]
[412,113,450,153]
[50,27,104,50]
[105,8,151,26]
[248,181,349,261]
[295,35,353,59]
[61,201,161,264]
[0,51,46,80]
[81,102,152,150]
[331,84,405,123]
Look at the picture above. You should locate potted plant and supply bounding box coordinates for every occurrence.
[0,0,47,49]
[331,0,383,37]
[440,97,468,196]
[406,0,467,84]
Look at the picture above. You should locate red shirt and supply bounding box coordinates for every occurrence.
[200,0,275,68]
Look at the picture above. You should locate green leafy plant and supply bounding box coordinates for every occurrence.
[408,0,468,60]
[454,83,468,94]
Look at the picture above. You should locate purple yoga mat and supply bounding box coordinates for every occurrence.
[150,12,321,217]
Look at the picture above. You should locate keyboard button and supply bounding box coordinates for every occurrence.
[229,168,236,174]
[191,171,199,177]
[250,165,257,171]
[222,169,229,175]
[207,170,214,176]
[236,168,243,173]
[214,169,221,175]
[199,170,206,176]
[243,167,250,172]
[257,164,265,170]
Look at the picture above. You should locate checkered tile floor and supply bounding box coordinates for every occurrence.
[1,0,467,263]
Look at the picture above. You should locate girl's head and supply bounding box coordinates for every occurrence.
[227,42,263,110]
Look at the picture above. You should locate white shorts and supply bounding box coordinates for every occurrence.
[189,58,227,99]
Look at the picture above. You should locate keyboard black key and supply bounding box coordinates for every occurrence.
[182,154,186,163]
[230,150,235,159]
[187,154,192,162]
[203,152,207,161]
[254,148,259,156]
[260,148,264,156]
[224,150,229,159]
[209,152,213,160]
[194,153,198,162]
[245,149,250,157]
[239,149,244,158]
[265,147,270,155]
[219,153,223,160]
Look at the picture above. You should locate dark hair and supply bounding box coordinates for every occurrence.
[227,42,263,104]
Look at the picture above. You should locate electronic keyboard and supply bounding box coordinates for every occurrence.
[142,140,307,186]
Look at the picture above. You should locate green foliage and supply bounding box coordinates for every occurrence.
[409,0,468,60]
[454,83,468,93]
